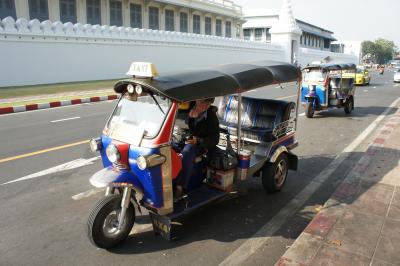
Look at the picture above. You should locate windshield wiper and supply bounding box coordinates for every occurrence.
[150,93,165,115]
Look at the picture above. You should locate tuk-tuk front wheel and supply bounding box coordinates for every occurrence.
[305,102,314,118]
[87,194,135,249]
[262,153,288,193]
[344,98,353,114]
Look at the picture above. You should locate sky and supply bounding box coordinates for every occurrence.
[234,0,400,48]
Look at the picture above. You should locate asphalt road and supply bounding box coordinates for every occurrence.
[1,69,399,265]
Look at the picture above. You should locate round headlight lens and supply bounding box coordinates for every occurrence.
[135,85,143,95]
[137,155,147,170]
[106,144,120,163]
[127,84,135,93]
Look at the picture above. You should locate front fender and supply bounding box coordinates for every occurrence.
[89,168,143,193]
[305,91,316,99]
[89,168,118,188]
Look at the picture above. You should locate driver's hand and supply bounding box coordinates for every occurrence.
[185,136,198,145]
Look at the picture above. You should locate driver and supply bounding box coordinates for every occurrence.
[174,98,219,198]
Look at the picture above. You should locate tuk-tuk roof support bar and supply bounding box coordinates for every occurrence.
[237,93,242,153]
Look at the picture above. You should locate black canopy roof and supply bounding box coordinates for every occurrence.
[114,61,301,102]
[303,63,356,71]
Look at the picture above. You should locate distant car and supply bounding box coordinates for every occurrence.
[343,66,371,85]
[394,69,400,83]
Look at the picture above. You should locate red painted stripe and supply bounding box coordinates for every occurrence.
[373,138,385,144]
[50,102,61,107]
[0,107,14,114]
[71,99,82,105]
[108,95,118,100]
[25,104,38,111]
[90,97,100,102]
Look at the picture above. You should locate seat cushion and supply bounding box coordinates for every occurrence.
[218,96,295,142]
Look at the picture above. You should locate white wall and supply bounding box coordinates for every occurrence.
[0,17,357,87]
[0,17,284,87]
[298,47,358,67]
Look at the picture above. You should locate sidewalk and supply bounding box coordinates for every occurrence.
[276,108,400,265]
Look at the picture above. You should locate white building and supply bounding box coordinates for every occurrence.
[242,9,337,51]
[0,0,244,38]
[331,40,362,62]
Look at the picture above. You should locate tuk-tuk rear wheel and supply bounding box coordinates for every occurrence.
[344,98,353,114]
[305,102,314,118]
[262,153,288,193]
[87,194,135,249]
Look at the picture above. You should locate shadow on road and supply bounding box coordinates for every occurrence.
[104,146,399,256]
[307,106,397,119]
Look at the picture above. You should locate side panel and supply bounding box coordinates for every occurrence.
[315,85,327,106]
[129,146,164,208]
[268,133,296,160]
[100,134,112,168]
[300,85,309,104]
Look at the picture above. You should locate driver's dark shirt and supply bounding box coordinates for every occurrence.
[187,106,220,151]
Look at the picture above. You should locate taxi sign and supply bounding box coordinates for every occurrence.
[126,62,158,78]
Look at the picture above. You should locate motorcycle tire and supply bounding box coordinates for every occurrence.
[261,153,288,193]
[344,98,353,114]
[87,194,135,249]
[305,102,314,118]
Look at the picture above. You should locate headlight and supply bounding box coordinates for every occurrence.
[106,144,120,163]
[137,154,166,170]
[137,156,147,170]
[89,138,102,152]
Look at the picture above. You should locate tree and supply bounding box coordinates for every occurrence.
[362,39,398,64]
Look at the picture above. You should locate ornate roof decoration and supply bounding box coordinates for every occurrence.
[270,0,302,35]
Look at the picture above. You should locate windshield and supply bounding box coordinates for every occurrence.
[106,93,171,144]
[303,70,327,83]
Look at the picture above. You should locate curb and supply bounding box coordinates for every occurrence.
[0,94,118,115]
[275,110,400,266]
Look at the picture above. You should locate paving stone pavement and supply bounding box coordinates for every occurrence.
[276,108,400,266]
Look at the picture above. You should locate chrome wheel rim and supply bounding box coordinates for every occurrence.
[102,211,122,238]
[275,159,287,187]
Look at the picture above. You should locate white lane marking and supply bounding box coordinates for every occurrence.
[1,157,100,186]
[363,89,369,92]
[373,86,377,89]
[72,187,104,200]
[298,112,305,117]
[50,116,81,123]
[219,97,400,266]
[394,84,399,87]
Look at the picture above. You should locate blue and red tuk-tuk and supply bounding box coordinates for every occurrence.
[301,63,356,118]
[87,61,302,249]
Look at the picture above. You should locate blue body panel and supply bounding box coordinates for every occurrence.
[128,146,164,208]
[100,134,112,168]
[301,85,326,108]
[99,134,164,208]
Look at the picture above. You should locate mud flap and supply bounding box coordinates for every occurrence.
[149,212,175,241]
[287,152,298,171]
